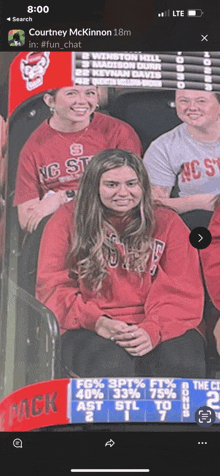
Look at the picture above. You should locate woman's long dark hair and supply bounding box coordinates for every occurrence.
[68,149,155,291]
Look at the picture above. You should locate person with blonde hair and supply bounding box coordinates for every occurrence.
[36,149,206,378]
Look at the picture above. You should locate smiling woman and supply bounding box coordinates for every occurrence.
[43,87,98,132]
[13,85,142,233]
[175,90,220,138]
[143,90,220,221]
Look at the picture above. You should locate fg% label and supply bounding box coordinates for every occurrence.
[76,378,105,389]
[75,388,104,400]
[150,388,177,399]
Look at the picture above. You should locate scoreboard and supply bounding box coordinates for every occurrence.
[9,51,220,115]
[69,377,220,424]
[73,51,220,90]
[1,377,220,430]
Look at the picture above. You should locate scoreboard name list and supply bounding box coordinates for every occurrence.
[74,51,220,90]
[69,377,220,423]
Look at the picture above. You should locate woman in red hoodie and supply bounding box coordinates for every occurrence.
[36,149,206,378]
[200,196,220,355]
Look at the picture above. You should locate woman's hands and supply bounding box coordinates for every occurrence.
[95,316,130,339]
[18,191,68,233]
[95,316,153,356]
[113,325,153,356]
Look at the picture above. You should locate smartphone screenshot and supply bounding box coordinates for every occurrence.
[1,1,220,475]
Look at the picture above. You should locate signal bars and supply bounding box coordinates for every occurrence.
[158,10,170,17]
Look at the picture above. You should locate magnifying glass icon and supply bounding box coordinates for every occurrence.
[13,438,23,448]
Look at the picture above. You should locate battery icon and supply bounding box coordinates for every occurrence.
[187,9,204,17]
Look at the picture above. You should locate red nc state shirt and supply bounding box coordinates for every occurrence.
[200,204,220,311]
[13,112,142,206]
[36,202,204,348]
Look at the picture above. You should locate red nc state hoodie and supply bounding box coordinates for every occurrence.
[200,204,220,311]
[36,201,205,348]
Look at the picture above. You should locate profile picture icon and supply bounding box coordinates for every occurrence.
[8,30,25,47]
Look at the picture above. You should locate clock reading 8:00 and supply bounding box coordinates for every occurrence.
[27,6,49,13]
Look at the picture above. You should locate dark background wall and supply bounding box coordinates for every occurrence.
[0,52,18,118]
